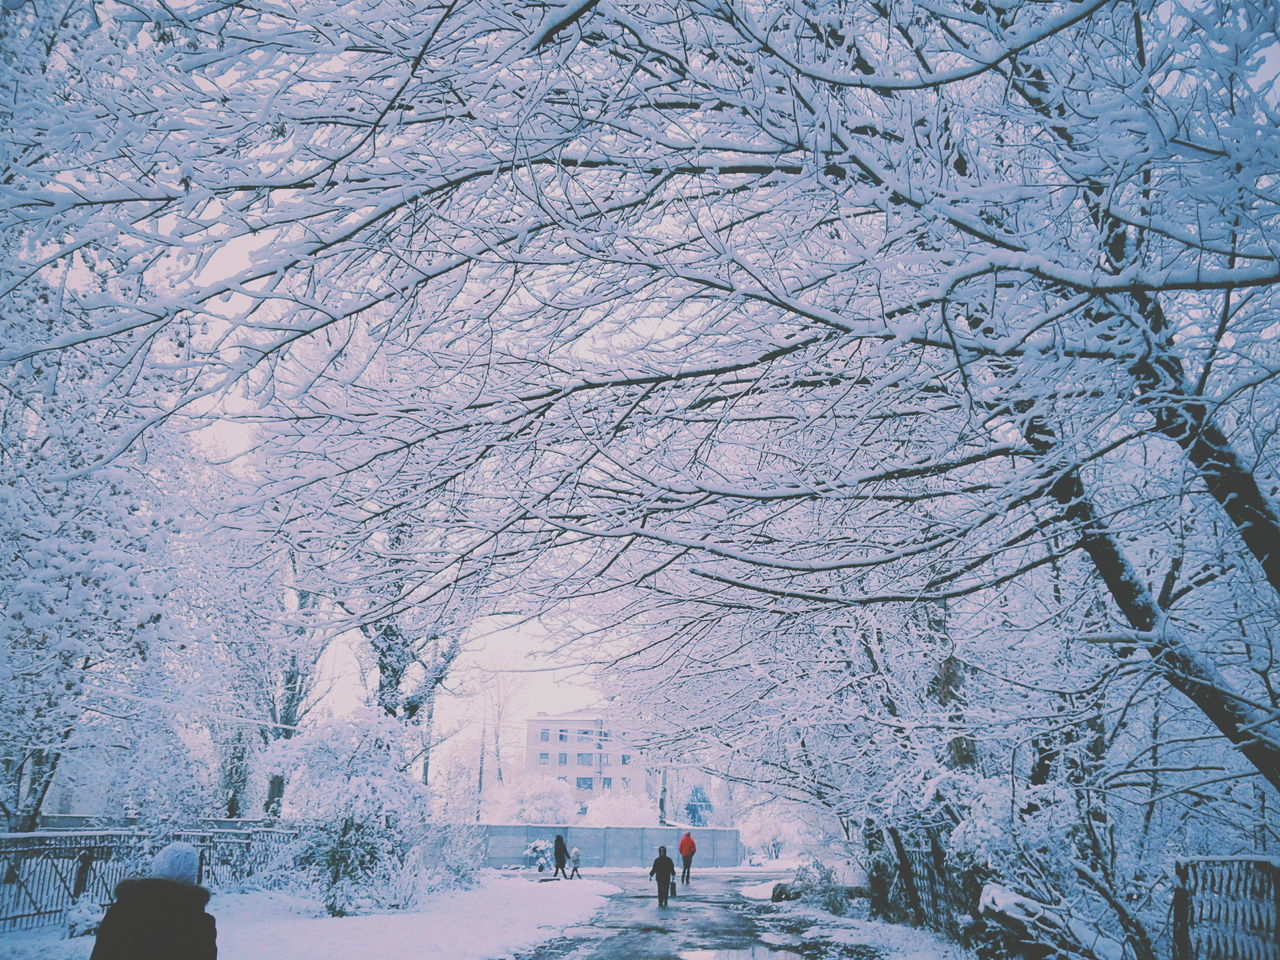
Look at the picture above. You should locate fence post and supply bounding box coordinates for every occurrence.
[72,849,93,898]
[1171,860,1190,960]
[1273,860,1280,951]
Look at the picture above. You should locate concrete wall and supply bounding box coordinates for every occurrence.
[480,823,742,869]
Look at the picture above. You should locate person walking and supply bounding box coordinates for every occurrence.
[552,834,570,879]
[678,831,696,884]
[90,840,217,960]
[569,845,582,879]
[649,845,676,907]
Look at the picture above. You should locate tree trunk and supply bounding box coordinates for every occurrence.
[1047,462,1280,792]
[14,749,59,833]
[264,774,286,818]
[1131,334,1280,597]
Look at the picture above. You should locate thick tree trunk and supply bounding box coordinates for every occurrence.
[220,737,250,819]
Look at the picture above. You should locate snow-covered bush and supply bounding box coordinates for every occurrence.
[482,772,576,825]
[65,895,105,939]
[524,838,552,871]
[791,858,852,916]
[276,712,433,915]
[738,806,815,861]
[390,824,486,904]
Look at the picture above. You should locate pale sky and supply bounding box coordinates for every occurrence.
[433,614,600,747]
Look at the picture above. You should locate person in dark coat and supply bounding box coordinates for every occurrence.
[90,840,217,960]
[649,845,676,907]
[552,834,570,879]
[678,831,696,884]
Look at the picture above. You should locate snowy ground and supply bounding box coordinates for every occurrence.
[0,875,621,960]
[780,914,971,960]
[740,880,972,959]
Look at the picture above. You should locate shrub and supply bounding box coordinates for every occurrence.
[524,838,552,871]
[791,857,852,916]
[274,713,435,915]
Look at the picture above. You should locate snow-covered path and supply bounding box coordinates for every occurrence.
[0,869,968,960]
[519,869,968,960]
[0,875,620,960]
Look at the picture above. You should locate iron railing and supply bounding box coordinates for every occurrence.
[895,838,980,938]
[1173,857,1280,960]
[0,827,296,932]
[872,829,1280,960]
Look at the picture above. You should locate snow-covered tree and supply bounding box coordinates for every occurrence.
[481,771,576,826]
[581,787,659,827]
[277,711,432,914]
[5,0,1280,949]
[0,279,174,829]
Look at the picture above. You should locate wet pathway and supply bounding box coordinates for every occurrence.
[514,870,884,960]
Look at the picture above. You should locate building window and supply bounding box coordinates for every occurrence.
[558,729,568,741]
[577,753,593,766]
[577,728,594,741]
[600,755,610,766]
[576,777,594,791]
[621,754,632,765]
[539,728,550,742]
[602,777,613,789]
[558,753,568,765]
[621,778,631,789]
[538,752,550,765]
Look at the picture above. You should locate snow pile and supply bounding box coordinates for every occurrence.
[0,876,620,960]
[752,885,971,959]
[739,879,779,900]
[799,917,970,960]
[979,883,1124,960]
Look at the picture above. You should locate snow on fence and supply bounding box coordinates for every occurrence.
[1172,857,1280,960]
[0,827,295,933]
[874,832,1280,960]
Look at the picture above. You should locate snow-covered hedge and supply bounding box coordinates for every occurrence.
[268,713,482,915]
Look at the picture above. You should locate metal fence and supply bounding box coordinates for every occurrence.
[1173,857,1280,960]
[0,827,296,933]
[872,830,1280,960]
[891,833,979,939]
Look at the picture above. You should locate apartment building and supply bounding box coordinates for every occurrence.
[524,709,648,803]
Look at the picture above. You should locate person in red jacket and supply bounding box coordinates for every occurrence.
[678,831,696,884]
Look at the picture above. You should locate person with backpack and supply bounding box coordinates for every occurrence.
[649,845,676,907]
[90,841,217,960]
[678,831,697,884]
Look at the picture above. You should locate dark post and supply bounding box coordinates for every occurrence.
[864,819,893,920]
[72,849,93,898]
[1272,860,1280,951]
[1171,860,1190,960]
